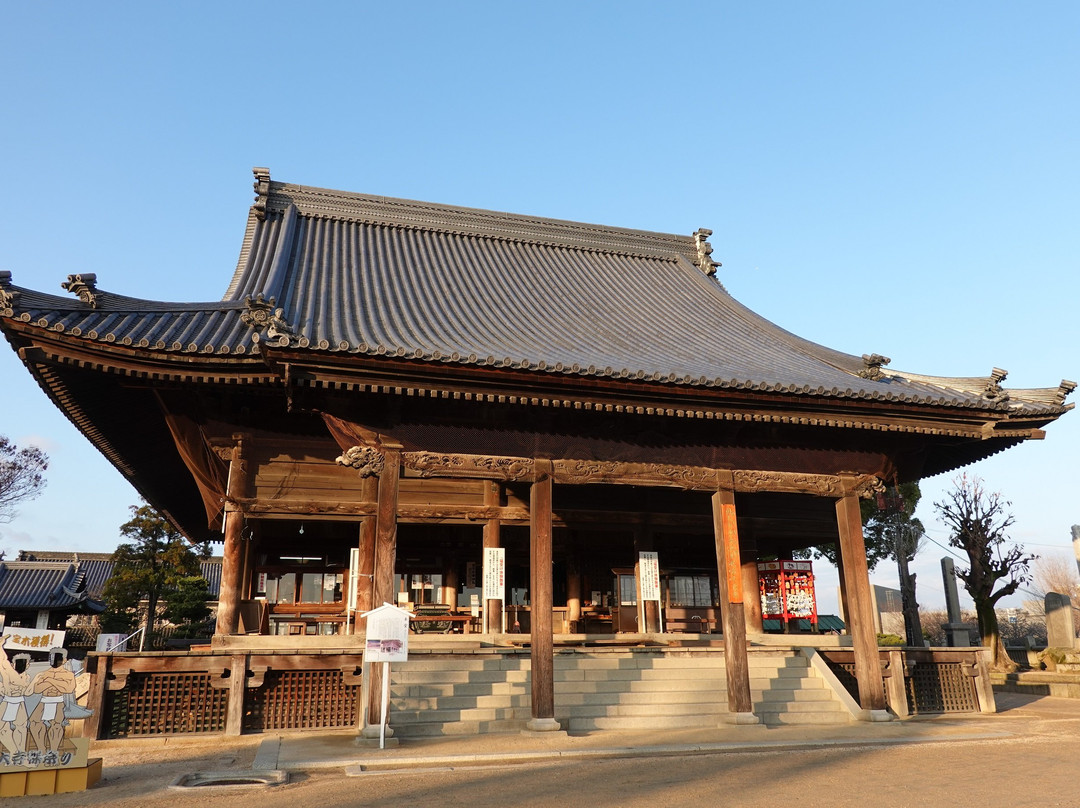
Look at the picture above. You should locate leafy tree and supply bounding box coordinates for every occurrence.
[799,481,924,645]
[0,435,48,523]
[163,576,212,638]
[862,483,925,646]
[934,474,1035,671]
[102,503,208,650]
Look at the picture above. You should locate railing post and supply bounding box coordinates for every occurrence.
[225,654,248,735]
[82,653,109,740]
[884,650,909,718]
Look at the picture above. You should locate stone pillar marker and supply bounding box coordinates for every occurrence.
[941,557,970,647]
[1072,525,1080,580]
[1045,592,1077,650]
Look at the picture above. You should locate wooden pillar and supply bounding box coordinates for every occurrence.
[836,489,888,713]
[444,566,460,611]
[483,481,503,634]
[81,655,108,740]
[371,450,400,607]
[216,436,249,636]
[712,480,758,723]
[741,558,763,633]
[527,460,560,731]
[354,475,378,633]
[566,541,582,631]
[367,450,400,735]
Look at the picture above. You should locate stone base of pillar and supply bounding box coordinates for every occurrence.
[858,709,894,723]
[943,623,971,647]
[355,735,400,747]
[723,712,762,726]
[360,725,395,738]
[524,717,563,733]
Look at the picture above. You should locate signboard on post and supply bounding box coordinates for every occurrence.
[360,603,413,750]
[639,551,661,602]
[362,603,411,662]
[483,547,505,601]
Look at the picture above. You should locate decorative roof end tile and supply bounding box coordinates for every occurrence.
[252,167,272,222]
[984,367,1009,401]
[1057,380,1077,405]
[858,353,891,380]
[0,271,19,311]
[692,228,719,276]
[60,274,99,307]
[241,293,294,345]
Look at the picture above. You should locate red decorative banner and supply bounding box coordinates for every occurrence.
[721,503,743,603]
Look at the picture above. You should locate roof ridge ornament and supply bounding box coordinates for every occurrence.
[61,274,99,307]
[241,293,294,345]
[253,167,271,221]
[859,354,891,380]
[0,271,19,313]
[1057,380,1077,405]
[984,367,1009,401]
[692,229,719,276]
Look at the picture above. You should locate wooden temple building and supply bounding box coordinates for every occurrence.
[0,169,1073,735]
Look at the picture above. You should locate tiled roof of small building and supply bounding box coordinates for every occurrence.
[0,560,105,612]
[0,169,1072,417]
[15,551,223,599]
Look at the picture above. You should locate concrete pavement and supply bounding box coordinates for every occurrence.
[251,691,1080,775]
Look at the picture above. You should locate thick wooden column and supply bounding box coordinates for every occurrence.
[482,481,503,634]
[836,489,888,714]
[353,475,378,633]
[712,480,758,724]
[216,436,249,636]
[366,450,401,736]
[527,460,560,731]
[371,450,400,608]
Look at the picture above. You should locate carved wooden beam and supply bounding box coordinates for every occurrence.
[731,470,845,497]
[553,459,718,490]
[404,451,535,481]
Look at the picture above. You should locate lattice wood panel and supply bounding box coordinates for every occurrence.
[106,672,228,738]
[244,669,360,731]
[906,662,978,713]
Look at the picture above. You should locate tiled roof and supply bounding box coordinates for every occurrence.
[0,170,1072,417]
[0,560,104,612]
[14,551,222,599]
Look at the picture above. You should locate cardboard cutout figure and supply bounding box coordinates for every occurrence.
[0,638,30,756]
[28,648,77,755]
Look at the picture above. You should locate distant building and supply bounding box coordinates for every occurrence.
[6,551,222,648]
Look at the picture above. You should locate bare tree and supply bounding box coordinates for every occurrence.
[0,436,48,523]
[934,474,1035,671]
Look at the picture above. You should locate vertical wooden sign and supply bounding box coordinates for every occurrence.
[721,503,743,603]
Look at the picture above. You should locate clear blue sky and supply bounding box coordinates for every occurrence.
[1,2,1076,612]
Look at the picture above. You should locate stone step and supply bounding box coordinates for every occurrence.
[394,718,530,737]
[758,710,852,726]
[566,714,722,732]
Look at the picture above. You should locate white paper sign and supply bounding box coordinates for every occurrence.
[483,547,505,601]
[639,551,661,602]
[348,547,360,611]
[363,604,411,662]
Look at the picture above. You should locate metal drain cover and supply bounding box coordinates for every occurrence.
[170,770,288,789]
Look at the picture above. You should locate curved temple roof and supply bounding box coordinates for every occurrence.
[1,169,1074,420]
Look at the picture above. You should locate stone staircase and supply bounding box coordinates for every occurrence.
[387,647,852,737]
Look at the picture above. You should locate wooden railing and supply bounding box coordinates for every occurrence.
[83,650,363,739]
[819,647,996,716]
